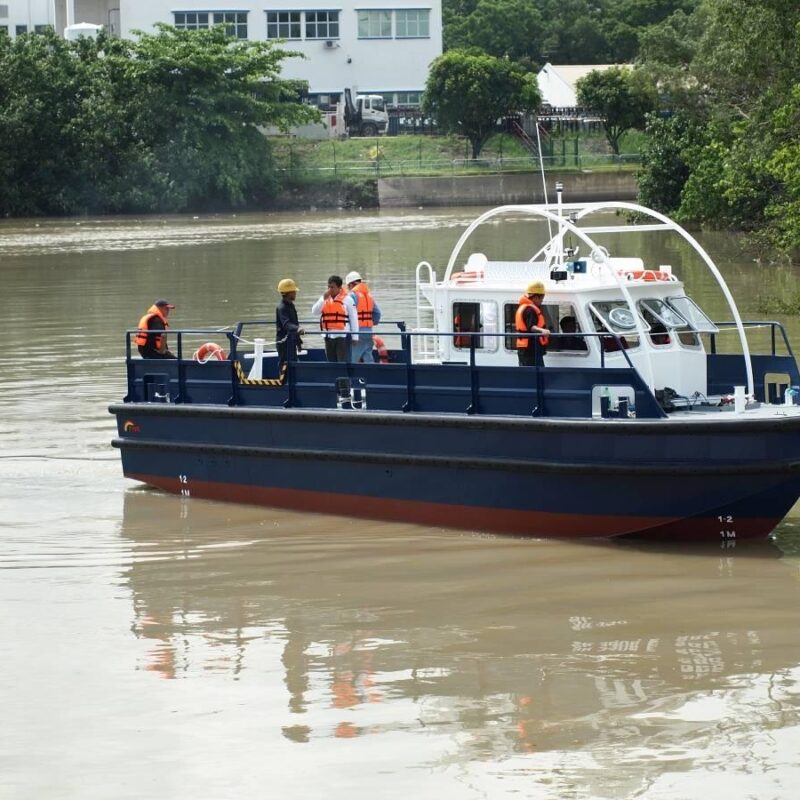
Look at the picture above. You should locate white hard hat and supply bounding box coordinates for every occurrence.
[345,271,362,285]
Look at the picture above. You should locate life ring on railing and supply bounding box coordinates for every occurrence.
[450,270,484,284]
[620,269,673,282]
[192,342,227,362]
[373,335,389,364]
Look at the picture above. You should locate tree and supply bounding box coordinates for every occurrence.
[422,50,540,159]
[0,25,318,215]
[634,0,800,253]
[576,66,657,154]
[449,0,545,66]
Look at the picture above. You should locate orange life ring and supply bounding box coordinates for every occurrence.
[192,342,227,362]
[450,270,484,284]
[621,269,672,282]
[373,335,389,364]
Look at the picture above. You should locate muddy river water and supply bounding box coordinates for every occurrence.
[2,208,800,799]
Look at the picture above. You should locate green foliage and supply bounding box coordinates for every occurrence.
[0,26,318,216]
[422,50,540,159]
[576,67,657,154]
[635,0,800,256]
[443,0,701,64]
[444,0,545,67]
[637,112,699,213]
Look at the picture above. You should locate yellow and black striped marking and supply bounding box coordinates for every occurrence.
[234,360,287,387]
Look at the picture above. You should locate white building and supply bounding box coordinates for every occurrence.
[1,1,441,106]
[537,63,621,110]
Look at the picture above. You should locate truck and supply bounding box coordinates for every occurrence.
[335,88,389,137]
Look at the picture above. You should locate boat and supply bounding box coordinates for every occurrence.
[109,190,800,542]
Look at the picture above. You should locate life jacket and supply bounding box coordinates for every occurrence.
[453,313,470,348]
[320,290,349,331]
[515,296,549,349]
[134,305,169,350]
[373,335,389,363]
[350,282,374,328]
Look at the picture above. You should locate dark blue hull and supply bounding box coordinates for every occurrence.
[111,404,800,542]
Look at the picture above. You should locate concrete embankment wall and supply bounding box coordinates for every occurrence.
[378,170,637,208]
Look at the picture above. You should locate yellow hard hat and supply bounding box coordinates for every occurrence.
[526,281,546,295]
[277,278,298,294]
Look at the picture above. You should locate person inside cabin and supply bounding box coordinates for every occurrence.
[595,317,629,352]
[345,270,382,363]
[559,315,587,351]
[515,281,550,367]
[641,309,671,345]
[135,299,176,359]
[275,278,304,370]
[311,275,359,362]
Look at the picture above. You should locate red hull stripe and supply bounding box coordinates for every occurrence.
[128,473,777,541]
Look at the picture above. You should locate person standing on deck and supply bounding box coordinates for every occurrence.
[312,275,359,362]
[515,282,550,367]
[345,271,382,363]
[275,279,304,370]
[135,299,176,359]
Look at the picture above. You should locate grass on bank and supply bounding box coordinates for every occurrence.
[271,132,643,183]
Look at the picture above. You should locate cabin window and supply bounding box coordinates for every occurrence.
[589,302,641,351]
[637,299,689,346]
[453,301,499,352]
[550,304,588,353]
[503,303,561,351]
[667,296,719,333]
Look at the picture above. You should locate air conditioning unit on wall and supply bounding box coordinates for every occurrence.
[324,40,335,48]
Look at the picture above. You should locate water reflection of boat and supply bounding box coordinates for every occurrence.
[110,196,800,542]
[120,490,800,759]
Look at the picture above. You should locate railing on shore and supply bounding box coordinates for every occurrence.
[274,153,641,181]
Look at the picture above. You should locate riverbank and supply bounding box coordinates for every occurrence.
[269,169,638,210]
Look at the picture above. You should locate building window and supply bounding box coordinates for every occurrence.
[305,10,338,39]
[395,9,429,38]
[395,91,421,106]
[357,10,391,38]
[174,12,209,30]
[266,10,301,39]
[212,12,247,38]
[15,24,27,35]
[174,11,247,37]
[34,24,53,34]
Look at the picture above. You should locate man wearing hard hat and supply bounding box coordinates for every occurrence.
[276,278,304,369]
[515,281,550,367]
[345,270,382,363]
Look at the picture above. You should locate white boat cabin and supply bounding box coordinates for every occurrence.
[414,199,736,401]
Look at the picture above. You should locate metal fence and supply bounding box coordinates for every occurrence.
[274,152,640,180]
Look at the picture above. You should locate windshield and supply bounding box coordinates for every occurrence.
[638,298,688,329]
[589,301,644,333]
[666,296,719,333]
[371,97,386,112]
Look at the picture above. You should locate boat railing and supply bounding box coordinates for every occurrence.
[708,320,796,359]
[125,325,666,418]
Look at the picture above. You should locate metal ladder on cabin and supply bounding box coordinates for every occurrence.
[413,261,441,362]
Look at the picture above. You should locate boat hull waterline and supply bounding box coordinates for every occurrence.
[111,404,800,542]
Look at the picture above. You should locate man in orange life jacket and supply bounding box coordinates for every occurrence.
[135,299,176,359]
[515,281,550,367]
[311,275,359,362]
[345,270,382,363]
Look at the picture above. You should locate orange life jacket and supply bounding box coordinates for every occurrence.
[453,313,470,348]
[351,283,374,328]
[320,290,349,331]
[134,305,169,350]
[373,335,389,363]
[515,296,549,349]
